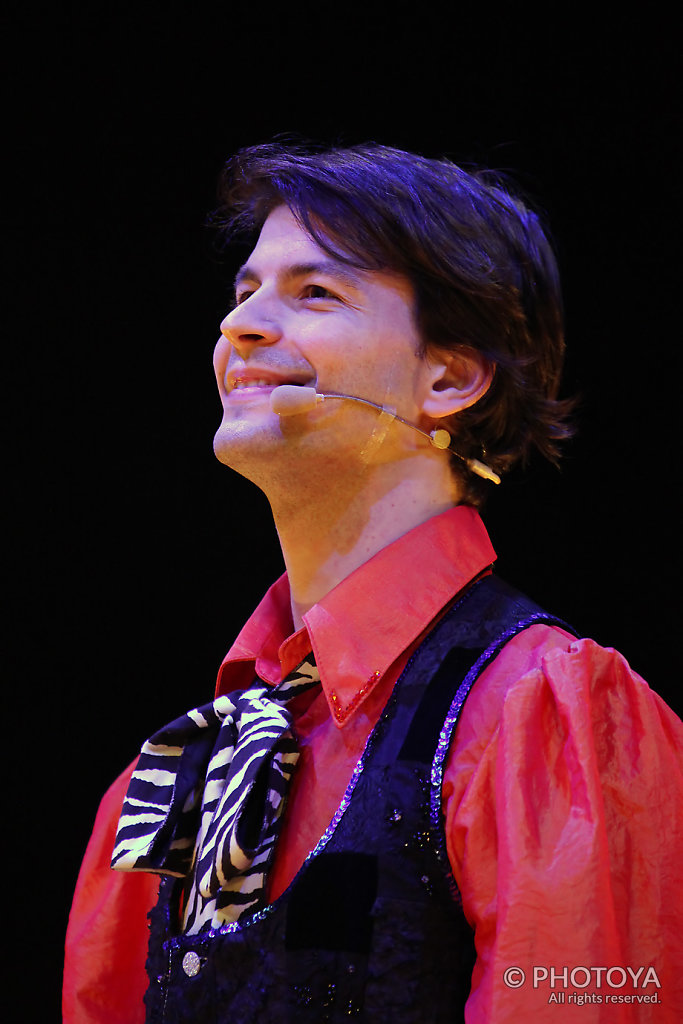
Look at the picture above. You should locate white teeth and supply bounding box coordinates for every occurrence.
[233,379,274,389]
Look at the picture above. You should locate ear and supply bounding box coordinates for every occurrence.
[419,347,494,421]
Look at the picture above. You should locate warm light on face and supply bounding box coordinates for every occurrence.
[212,207,440,469]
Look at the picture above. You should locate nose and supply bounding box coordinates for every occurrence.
[219,294,282,358]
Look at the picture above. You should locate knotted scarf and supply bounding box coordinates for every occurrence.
[111,655,320,929]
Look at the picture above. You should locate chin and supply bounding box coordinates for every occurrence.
[212,419,284,471]
[213,424,252,466]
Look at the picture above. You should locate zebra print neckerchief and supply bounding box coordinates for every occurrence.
[111,655,320,929]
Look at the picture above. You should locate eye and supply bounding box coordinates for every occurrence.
[301,284,340,301]
[234,288,255,306]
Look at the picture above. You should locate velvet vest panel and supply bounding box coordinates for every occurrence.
[143,574,576,1023]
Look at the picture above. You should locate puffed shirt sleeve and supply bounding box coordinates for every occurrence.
[443,632,683,1023]
[63,762,159,1024]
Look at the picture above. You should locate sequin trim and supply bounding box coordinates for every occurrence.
[429,611,578,902]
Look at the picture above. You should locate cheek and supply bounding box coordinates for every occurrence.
[295,322,356,380]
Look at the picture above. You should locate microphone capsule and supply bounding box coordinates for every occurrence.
[270,385,320,416]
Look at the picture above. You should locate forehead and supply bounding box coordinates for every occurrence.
[255,205,323,255]
[251,205,347,264]
[238,206,415,304]
[235,206,363,288]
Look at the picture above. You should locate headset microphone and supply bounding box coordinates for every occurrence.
[270,385,501,484]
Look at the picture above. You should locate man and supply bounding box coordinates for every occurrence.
[64,143,682,1022]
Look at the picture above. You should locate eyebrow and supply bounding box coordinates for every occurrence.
[233,259,366,293]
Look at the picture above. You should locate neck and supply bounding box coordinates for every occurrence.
[267,457,461,630]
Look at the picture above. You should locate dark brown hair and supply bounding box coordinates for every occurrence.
[213,141,575,504]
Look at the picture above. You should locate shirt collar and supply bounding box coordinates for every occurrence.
[215,505,496,727]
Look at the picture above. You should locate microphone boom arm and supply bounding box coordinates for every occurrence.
[269,385,501,484]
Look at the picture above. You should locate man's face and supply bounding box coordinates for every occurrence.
[213,205,438,479]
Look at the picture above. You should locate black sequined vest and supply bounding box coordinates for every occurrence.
[144,574,575,1023]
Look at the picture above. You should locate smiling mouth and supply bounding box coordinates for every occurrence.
[228,375,313,394]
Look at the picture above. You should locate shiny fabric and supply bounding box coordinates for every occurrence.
[144,573,555,1022]
[64,506,683,1023]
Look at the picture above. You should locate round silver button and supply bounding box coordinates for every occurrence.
[182,951,202,977]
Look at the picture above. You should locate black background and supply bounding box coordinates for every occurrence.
[6,5,681,1017]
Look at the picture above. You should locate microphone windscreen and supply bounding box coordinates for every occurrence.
[270,385,319,416]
